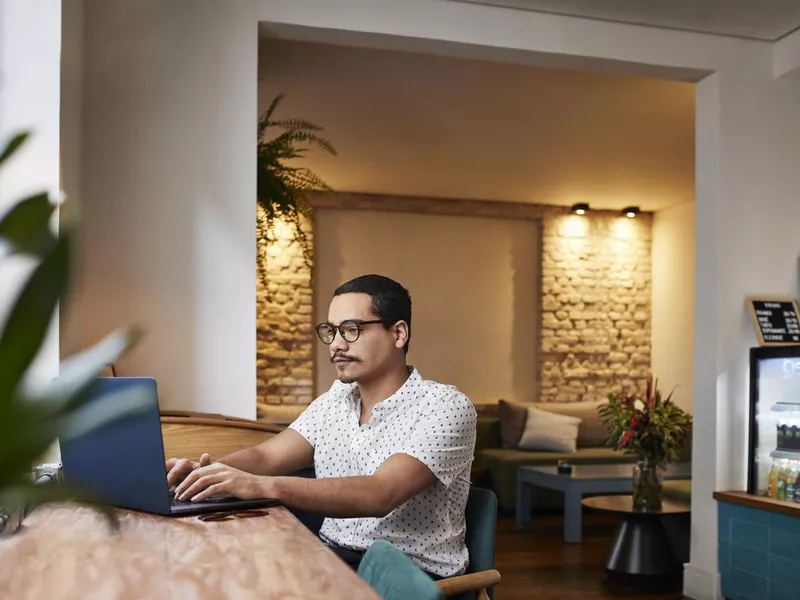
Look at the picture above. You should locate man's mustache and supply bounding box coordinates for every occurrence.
[331,353,361,363]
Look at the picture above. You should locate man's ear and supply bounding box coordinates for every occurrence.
[393,321,409,350]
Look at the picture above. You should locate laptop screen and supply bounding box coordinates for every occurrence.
[60,377,172,515]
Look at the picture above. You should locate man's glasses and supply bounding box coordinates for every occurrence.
[315,319,387,344]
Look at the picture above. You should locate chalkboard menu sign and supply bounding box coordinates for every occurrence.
[746,296,800,346]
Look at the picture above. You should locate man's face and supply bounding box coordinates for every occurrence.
[324,293,399,384]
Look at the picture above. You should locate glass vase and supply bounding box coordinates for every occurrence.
[632,460,664,511]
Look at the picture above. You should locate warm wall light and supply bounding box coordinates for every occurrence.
[622,206,640,218]
[571,203,590,216]
[561,215,589,238]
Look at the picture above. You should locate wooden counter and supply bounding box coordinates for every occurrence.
[0,503,379,600]
[713,490,800,517]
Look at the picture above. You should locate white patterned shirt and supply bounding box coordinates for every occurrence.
[289,367,477,577]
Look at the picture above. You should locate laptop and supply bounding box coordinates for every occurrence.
[60,377,280,516]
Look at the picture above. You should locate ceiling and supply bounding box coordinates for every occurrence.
[450,0,800,41]
[258,39,694,212]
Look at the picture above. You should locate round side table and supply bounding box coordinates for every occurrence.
[582,495,690,577]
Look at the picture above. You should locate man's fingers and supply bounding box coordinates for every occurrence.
[166,459,193,487]
[179,474,218,502]
[191,482,226,503]
[169,456,215,492]
[166,460,186,487]
[175,464,222,498]
[173,464,203,497]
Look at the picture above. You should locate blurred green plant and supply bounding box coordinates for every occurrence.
[256,93,336,287]
[0,132,148,533]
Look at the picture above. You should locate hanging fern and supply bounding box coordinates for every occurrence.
[257,94,336,286]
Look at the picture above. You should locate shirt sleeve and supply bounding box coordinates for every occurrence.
[288,395,328,448]
[401,391,477,488]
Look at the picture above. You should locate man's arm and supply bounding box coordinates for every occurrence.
[174,390,475,514]
[218,428,314,475]
[267,453,437,517]
[167,428,313,490]
[168,393,325,489]
[176,452,437,517]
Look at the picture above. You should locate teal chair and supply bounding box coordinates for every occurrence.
[358,539,445,600]
[437,487,501,600]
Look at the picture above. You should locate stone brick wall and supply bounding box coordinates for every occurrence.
[539,210,652,403]
[256,212,314,410]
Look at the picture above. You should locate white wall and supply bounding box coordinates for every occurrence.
[74,3,800,598]
[687,71,800,598]
[78,1,258,417]
[59,0,84,357]
[0,0,62,460]
[0,0,62,384]
[314,209,539,405]
[651,201,695,413]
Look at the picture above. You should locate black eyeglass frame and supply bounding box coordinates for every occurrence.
[314,319,389,344]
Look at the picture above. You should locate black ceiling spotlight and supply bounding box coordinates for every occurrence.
[571,203,589,216]
[622,206,640,218]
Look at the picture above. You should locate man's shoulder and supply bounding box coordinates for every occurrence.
[414,373,476,418]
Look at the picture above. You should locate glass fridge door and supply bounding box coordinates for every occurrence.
[749,346,800,502]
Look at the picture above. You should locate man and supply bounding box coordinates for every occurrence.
[168,274,477,578]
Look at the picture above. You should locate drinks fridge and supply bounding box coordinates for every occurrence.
[748,345,800,503]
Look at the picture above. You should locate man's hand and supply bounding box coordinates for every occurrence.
[174,462,269,502]
[165,453,212,488]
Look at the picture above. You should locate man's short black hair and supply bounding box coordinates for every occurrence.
[334,274,412,354]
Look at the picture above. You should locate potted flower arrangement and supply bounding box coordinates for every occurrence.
[598,375,693,510]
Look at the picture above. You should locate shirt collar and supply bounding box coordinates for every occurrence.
[344,367,422,417]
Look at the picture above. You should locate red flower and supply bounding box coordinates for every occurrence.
[621,429,635,447]
[630,417,638,429]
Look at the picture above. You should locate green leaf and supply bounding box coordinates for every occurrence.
[18,327,143,414]
[0,409,61,489]
[57,385,152,441]
[0,193,57,258]
[0,233,69,403]
[0,132,29,167]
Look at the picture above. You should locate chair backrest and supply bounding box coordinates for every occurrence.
[465,487,497,573]
[465,487,498,598]
[357,540,444,600]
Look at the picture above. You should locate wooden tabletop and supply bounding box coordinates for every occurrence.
[582,495,690,515]
[0,503,379,600]
[714,490,800,517]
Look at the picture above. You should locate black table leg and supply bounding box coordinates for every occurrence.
[605,513,682,576]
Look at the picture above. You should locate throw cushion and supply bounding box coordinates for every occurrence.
[534,400,610,447]
[497,399,528,448]
[517,407,582,453]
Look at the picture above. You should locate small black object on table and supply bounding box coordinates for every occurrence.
[582,495,690,580]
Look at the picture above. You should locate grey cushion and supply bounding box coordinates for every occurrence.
[533,400,610,448]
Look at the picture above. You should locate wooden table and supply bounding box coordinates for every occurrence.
[0,503,380,600]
